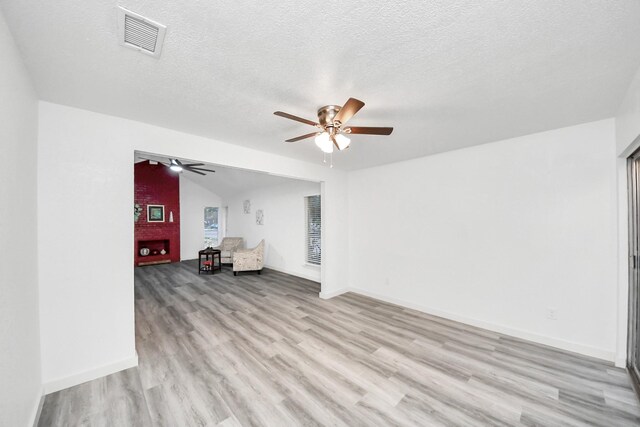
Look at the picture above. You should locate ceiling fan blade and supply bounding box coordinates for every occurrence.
[182,163,205,167]
[187,167,216,172]
[173,159,184,166]
[285,132,318,143]
[274,111,318,127]
[344,126,394,135]
[186,169,206,176]
[334,98,365,126]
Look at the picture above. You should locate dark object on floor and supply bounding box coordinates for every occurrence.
[198,248,221,274]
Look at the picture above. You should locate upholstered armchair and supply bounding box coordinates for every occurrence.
[211,237,243,264]
[233,240,264,275]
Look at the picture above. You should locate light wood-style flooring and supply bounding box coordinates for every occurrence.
[39,261,640,426]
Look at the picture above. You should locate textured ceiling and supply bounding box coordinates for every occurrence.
[135,152,307,200]
[3,0,640,170]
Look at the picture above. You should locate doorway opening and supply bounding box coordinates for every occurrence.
[132,150,323,282]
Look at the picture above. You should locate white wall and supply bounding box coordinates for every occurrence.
[0,10,42,426]
[37,101,349,391]
[616,65,640,156]
[226,180,322,282]
[180,176,223,260]
[347,119,618,360]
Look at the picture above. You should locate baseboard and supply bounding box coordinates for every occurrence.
[323,286,615,362]
[616,355,627,369]
[43,354,138,394]
[264,264,320,283]
[319,287,349,299]
[29,386,45,427]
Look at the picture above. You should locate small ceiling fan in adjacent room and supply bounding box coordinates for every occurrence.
[139,157,216,176]
[274,97,393,154]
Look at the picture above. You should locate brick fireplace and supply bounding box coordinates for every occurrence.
[134,161,180,266]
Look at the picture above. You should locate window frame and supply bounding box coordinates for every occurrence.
[304,194,321,266]
[204,206,219,248]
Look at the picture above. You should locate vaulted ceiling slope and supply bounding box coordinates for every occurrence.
[134,153,310,200]
[2,1,640,170]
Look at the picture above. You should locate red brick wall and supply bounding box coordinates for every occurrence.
[134,161,180,265]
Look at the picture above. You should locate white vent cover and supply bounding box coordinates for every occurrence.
[117,6,166,58]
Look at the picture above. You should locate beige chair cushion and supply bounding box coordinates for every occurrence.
[233,240,265,272]
[211,237,244,263]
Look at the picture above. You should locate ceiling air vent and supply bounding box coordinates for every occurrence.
[117,6,166,58]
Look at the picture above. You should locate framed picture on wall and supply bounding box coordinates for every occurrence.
[147,205,165,222]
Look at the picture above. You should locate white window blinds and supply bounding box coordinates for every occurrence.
[305,195,321,265]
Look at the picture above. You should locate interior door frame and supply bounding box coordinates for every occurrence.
[627,148,640,397]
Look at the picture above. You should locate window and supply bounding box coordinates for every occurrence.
[204,207,219,247]
[305,195,321,265]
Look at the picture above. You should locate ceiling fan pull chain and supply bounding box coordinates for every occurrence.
[330,152,333,168]
[323,152,327,164]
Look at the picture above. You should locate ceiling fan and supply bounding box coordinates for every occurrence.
[274,98,393,153]
[140,157,216,176]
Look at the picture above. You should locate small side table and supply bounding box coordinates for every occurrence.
[198,248,221,274]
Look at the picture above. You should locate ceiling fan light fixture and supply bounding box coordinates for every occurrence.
[314,132,333,153]
[169,159,183,172]
[274,98,393,162]
[335,133,351,150]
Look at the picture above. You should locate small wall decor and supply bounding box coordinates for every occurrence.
[256,209,264,225]
[134,203,143,222]
[147,205,165,222]
[169,211,174,222]
[243,199,251,214]
[140,247,150,256]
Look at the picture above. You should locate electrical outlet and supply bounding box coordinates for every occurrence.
[546,308,558,320]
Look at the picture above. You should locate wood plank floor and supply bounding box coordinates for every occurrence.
[39,260,640,426]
